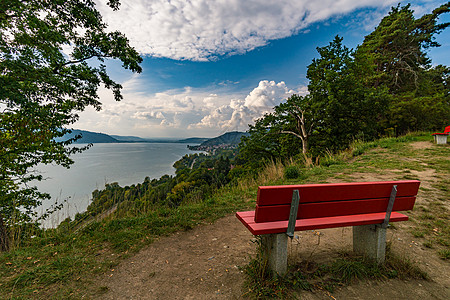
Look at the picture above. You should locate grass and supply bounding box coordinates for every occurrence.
[0,186,255,299]
[0,132,448,298]
[243,246,428,299]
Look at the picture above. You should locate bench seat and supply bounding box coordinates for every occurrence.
[236,210,408,235]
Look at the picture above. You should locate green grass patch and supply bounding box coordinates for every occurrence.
[438,249,450,260]
[0,185,254,299]
[242,247,428,299]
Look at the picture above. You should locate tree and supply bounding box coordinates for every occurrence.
[306,36,389,151]
[355,3,450,133]
[238,94,312,167]
[0,0,142,250]
[355,3,450,94]
[275,94,315,155]
[239,113,289,168]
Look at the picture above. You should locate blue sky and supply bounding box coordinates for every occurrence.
[76,0,450,138]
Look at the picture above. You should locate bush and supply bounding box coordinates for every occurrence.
[284,165,302,179]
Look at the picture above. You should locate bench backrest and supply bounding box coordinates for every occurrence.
[445,126,450,134]
[254,180,420,223]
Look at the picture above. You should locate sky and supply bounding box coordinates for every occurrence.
[75,0,450,139]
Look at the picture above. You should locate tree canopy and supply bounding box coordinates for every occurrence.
[306,36,389,151]
[0,0,142,249]
[355,3,450,134]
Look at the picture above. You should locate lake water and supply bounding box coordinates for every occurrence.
[34,143,200,227]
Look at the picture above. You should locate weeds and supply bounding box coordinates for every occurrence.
[242,237,291,299]
[438,249,450,260]
[243,248,428,299]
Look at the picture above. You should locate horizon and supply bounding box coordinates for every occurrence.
[74,0,450,139]
[73,128,247,140]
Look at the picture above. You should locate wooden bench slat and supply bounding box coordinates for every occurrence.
[236,211,409,235]
[256,180,420,206]
[254,196,416,222]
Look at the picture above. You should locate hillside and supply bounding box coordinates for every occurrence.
[187,131,249,151]
[110,135,149,142]
[57,129,119,143]
[199,131,249,147]
[177,137,210,144]
[1,133,448,299]
[91,134,450,299]
[59,129,211,144]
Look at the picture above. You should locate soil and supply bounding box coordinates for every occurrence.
[92,215,449,299]
[91,142,449,299]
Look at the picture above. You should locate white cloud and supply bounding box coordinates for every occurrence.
[75,77,305,137]
[190,80,301,132]
[95,0,398,61]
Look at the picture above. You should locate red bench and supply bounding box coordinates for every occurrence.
[432,126,450,144]
[236,180,420,275]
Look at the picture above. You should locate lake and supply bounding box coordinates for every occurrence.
[34,143,201,227]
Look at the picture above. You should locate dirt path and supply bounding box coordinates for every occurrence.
[95,215,254,299]
[92,213,449,299]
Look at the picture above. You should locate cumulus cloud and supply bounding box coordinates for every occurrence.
[76,77,304,137]
[191,80,299,132]
[95,0,397,61]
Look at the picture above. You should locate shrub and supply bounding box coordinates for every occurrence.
[284,166,301,179]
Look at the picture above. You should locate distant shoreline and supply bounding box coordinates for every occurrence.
[71,140,200,144]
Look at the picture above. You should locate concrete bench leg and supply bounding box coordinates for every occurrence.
[261,233,288,276]
[435,135,448,144]
[353,225,387,264]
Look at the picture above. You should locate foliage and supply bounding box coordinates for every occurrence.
[355,3,449,93]
[306,35,390,152]
[355,2,450,134]
[0,0,142,247]
[284,165,302,179]
[79,154,235,219]
[238,94,311,167]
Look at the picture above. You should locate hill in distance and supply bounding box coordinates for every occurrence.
[110,135,149,142]
[198,131,249,147]
[177,137,210,144]
[187,131,249,151]
[56,129,119,143]
[57,129,238,145]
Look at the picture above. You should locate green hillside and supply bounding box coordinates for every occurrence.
[57,129,119,143]
[177,137,210,144]
[198,131,249,147]
[1,133,448,299]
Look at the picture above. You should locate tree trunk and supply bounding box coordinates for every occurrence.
[302,138,308,154]
[0,213,9,252]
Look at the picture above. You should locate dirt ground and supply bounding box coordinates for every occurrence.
[93,214,449,299]
[93,142,449,299]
